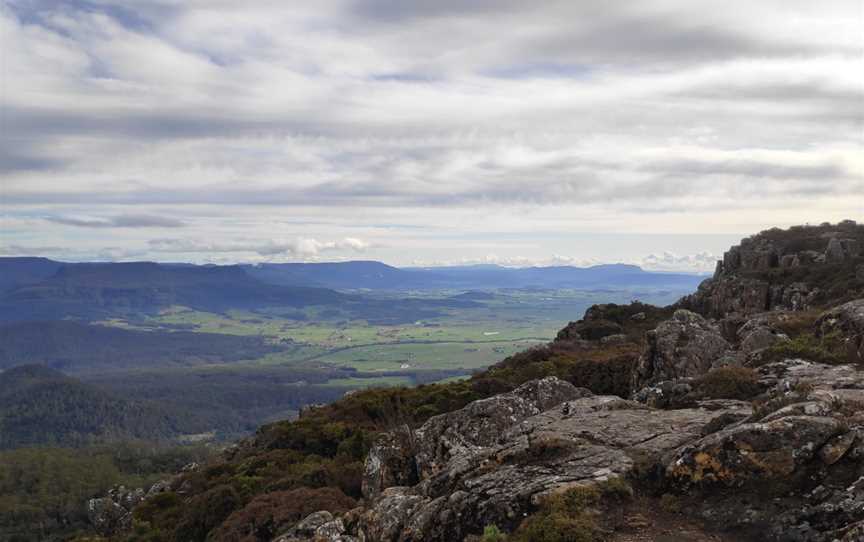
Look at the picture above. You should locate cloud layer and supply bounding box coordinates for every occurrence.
[1,0,861,268]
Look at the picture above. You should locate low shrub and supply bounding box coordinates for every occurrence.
[212,487,356,542]
[511,479,632,542]
[758,332,845,366]
[692,367,761,400]
[481,524,507,542]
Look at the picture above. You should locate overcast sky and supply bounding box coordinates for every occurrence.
[1,0,861,271]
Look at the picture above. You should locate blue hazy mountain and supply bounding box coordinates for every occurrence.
[0,259,480,322]
[244,261,705,290]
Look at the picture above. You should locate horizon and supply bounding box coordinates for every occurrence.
[0,253,713,275]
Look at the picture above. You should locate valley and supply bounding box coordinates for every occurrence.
[0,258,701,444]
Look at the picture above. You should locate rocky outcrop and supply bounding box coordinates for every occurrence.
[631,309,738,390]
[362,425,418,500]
[87,486,146,536]
[662,359,864,540]
[300,377,752,542]
[678,221,863,319]
[410,377,591,480]
[273,511,358,542]
[735,313,791,364]
[87,464,198,537]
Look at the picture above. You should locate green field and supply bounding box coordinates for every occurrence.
[100,287,684,385]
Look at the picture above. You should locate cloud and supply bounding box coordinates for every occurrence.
[2,0,861,265]
[639,251,718,273]
[44,214,187,228]
[147,236,372,258]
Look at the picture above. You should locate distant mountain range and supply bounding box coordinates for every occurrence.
[245,260,705,290]
[0,257,704,322]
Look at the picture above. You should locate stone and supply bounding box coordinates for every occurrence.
[87,497,129,537]
[413,377,590,478]
[600,333,628,345]
[348,379,750,541]
[273,510,360,542]
[736,314,790,357]
[666,416,844,487]
[818,431,857,465]
[632,309,736,390]
[86,485,146,536]
[362,424,418,500]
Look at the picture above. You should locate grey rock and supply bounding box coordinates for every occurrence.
[413,377,590,479]
[666,415,844,486]
[736,314,790,358]
[363,424,418,500]
[632,309,736,390]
[600,333,628,345]
[273,510,360,542]
[87,497,129,537]
[86,485,145,536]
[352,379,749,541]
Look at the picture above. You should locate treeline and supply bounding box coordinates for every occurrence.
[0,442,211,542]
[87,365,471,439]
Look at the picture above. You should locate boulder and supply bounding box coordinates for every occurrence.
[362,424,418,500]
[87,497,129,537]
[666,415,843,486]
[736,314,790,358]
[632,310,737,390]
[272,510,359,542]
[413,377,590,478]
[86,485,145,536]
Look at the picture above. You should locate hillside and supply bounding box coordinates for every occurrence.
[0,365,188,448]
[80,220,864,542]
[0,262,351,321]
[0,260,486,324]
[0,257,63,293]
[0,320,283,374]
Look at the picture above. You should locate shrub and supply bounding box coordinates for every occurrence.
[172,484,241,542]
[758,333,845,366]
[481,524,507,542]
[511,480,632,542]
[212,487,356,542]
[693,367,761,400]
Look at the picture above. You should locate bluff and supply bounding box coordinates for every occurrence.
[91,221,864,542]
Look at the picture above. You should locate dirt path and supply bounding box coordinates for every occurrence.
[609,496,745,542]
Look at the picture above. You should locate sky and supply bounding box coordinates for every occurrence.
[1,0,862,272]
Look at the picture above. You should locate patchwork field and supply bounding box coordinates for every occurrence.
[85,287,691,438]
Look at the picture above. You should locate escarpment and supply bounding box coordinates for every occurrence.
[93,221,864,542]
[679,220,863,319]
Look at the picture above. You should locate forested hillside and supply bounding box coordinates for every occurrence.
[0,321,282,373]
[0,365,188,448]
